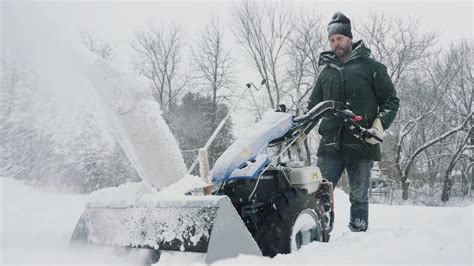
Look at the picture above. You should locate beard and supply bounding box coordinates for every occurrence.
[333,44,352,59]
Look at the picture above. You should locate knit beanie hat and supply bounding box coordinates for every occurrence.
[327,12,353,39]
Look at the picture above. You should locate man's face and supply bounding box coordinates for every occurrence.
[329,34,352,59]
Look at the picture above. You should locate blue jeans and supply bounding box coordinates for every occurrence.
[317,156,373,230]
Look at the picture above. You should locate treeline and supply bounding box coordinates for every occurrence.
[113,1,471,203]
[2,1,471,202]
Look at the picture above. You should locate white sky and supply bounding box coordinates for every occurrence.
[2,0,472,63]
[2,0,472,129]
[0,0,471,104]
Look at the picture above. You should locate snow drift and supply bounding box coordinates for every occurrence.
[1,177,472,265]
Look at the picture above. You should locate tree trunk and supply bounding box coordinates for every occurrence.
[402,181,410,200]
[441,178,453,202]
[470,125,474,195]
[441,129,471,202]
[461,172,469,196]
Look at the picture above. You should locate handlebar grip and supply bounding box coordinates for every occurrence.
[365,130,383,143]
[373,135,383,143]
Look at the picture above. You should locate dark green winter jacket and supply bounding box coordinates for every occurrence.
[307,40,399,160]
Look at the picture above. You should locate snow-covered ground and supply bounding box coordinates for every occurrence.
[1,177,472,265]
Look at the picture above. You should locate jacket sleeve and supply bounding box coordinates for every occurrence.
[373,62,400,130]
[306,76,323,112]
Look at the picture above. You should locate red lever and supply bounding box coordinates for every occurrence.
[352,115,363,122]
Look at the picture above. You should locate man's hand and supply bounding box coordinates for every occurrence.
[365,118,385,145]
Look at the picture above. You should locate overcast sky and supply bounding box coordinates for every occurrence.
[1,0,472,130]
[2,0,472,90]
[3,0,472,57]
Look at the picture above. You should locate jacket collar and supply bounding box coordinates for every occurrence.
[318,40,371,67]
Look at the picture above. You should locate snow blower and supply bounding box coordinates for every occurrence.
[71,95,382,263]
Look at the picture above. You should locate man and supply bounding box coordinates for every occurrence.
[307,11,399,232]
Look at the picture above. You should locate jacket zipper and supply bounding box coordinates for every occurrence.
[328,63,346,104]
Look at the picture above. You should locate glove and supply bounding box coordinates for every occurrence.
[365,118,385,145]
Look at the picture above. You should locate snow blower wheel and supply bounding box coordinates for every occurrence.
[290,209,322,252]
[250,188,324,257]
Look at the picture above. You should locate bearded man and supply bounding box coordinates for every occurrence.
[307,11,399,232]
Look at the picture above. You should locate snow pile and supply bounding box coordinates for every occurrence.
[155,175,208,196]
[214,188,473,265]
[1,177,472,265]
[211,110,293,182]
[85,175,208,209]
[85,181,154,208]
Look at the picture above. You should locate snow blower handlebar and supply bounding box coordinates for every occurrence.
[272,100,383,145]
[300,101,383,143]
[333,108,384,143]
[293,100,343,123]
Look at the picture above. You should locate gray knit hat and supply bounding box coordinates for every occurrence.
[327,11,353,39]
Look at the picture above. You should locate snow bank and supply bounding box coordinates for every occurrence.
[0,177,212,264]
[2,177,472,265]
[213,188,473,265]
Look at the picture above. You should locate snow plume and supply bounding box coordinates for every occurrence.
[0,46,140,193]
[1,7,186,193]
[87,58,187,189]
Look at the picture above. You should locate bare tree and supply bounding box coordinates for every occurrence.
[192,16,235,116]
[355,13,436,85]
[81,31,116,61]
[233,0,293,109]
[283,12,326,165]
[440,39,474,200]
[131,23,188,114]
[355,13,439,199]
[285,12,325,114]
[441,130,471,201]
[401,113,472,182]
[393,57,458,197]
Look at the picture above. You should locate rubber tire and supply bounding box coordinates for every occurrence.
[253,188,324,257]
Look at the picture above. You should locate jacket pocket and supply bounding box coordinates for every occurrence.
[318,115,341,136]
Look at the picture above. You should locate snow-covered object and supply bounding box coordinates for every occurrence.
[87,59,187,189]
[75,195,223,249]
[75,175,262,263]
[228,154,269,180]
[72,193,262,263]
[211,110,293,183]
[156,175,209,196]
[85,181,152,208]
[86,175,208,208]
